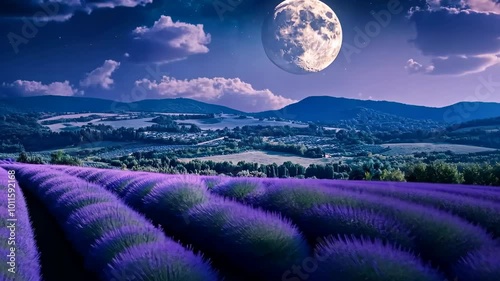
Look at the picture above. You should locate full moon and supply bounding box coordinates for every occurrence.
[262,0,343,74]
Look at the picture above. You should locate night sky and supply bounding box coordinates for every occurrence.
[0,0,499,112]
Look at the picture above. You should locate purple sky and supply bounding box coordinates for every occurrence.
[0,0,499,112]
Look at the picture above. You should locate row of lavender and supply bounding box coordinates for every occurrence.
[0,167,41,281]
[338,180,500,203]
[3,161,499,280]
[210,176,500,280]
[319,179,500,237]
[51,165,312,281]
[51,165,451,281]
[1,164,218,281]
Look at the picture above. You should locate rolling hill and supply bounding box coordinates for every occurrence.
[256,96,500,124]
[0,96,243,114]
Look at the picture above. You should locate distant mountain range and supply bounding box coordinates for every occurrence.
[256,96,500,124]
[1,95,500,124]
[0,96,243,115]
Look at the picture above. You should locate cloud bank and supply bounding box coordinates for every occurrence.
[135,76,296,112]
[1,80,81,97]
[426,0,500,14]
[408,2,500,75]
[80,60,120,89]
[406,55,500,75]
[126,15,211,64]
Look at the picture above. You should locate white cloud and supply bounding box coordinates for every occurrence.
[405,59,434,74]
[429,54,500,75]
[80,60,120,89]
[135,76,297,112]
[85,0,152,9]
[426,0,500,14]
[406,55,500,75]
[126,15,211,64]
[1,80,80,97]
[465,0,500,13]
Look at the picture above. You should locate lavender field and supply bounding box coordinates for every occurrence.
[1,160,499,281]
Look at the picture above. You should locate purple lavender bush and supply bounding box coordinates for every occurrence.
[85,225,164,272]
[104,242,219,281]
[67,203,219,281]
[182,197,310,280]
[199,176,229,189]
[211,177,265,201]
[23,170,57,187]
[251,179,340,219]
[0,168,41,281]
[300,205,415,250]
[122,176,166,209]
[326,181,500,237]
[334,178,500,193]
[11,165,219,281]
[51,166,111,182]
[52,191,118,223]
[85,170,120,183]
[99,172,150,195]
[453,249,500,281]
[357,180,500,204]
[308,236,445,281]
[142,176,211,227]
[92,170,135,187]
[128,175,311,281]
[221,179,496,272]
[10,164,500,280]
[65,202,149,260]
[62,169,156,203]
[324,189,498,272]
[38,177,90,197]
[67,168,95,178]
[110,175,159,198]
[0,158,16,164]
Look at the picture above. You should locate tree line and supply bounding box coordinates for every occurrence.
[16,150,497,186]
